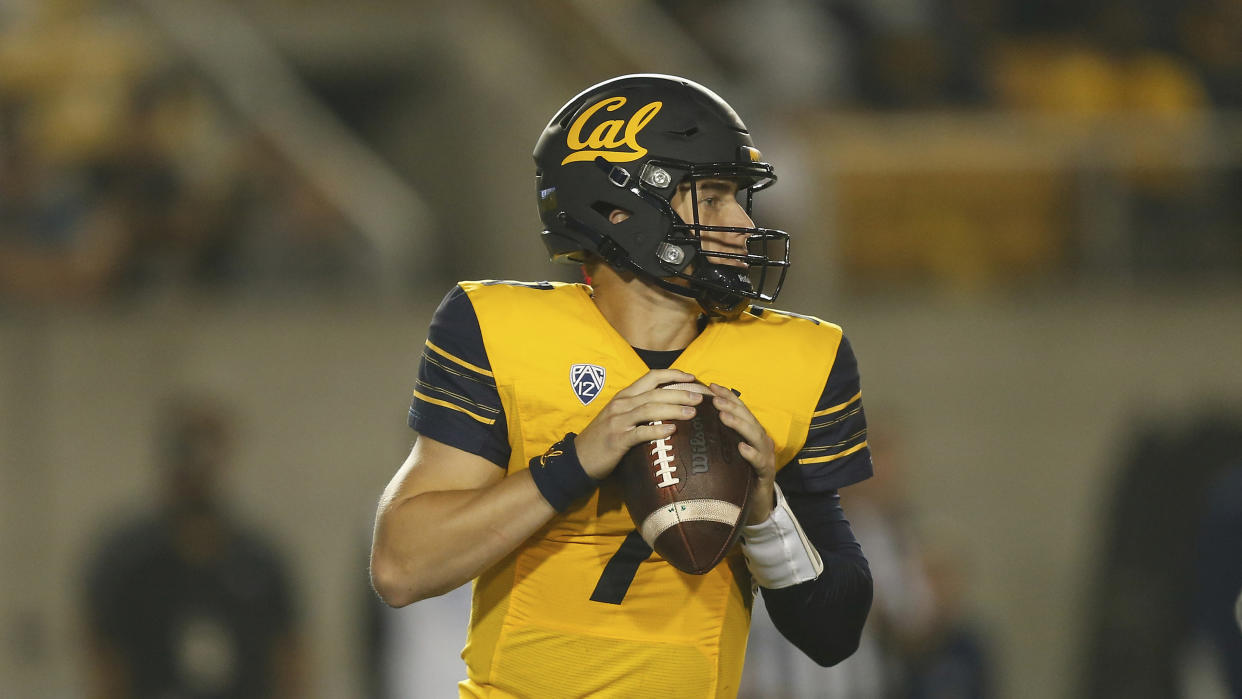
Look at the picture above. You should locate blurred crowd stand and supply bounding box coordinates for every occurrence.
[661,0,1242,292]
[0,3,155,303]
[0,0,369,307]
[1,0,1239,307]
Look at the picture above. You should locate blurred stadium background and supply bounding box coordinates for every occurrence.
[1,0,1241,697]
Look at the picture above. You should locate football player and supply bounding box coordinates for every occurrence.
[370,74,874,697]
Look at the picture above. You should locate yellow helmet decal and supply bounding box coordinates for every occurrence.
[561,97,662,165]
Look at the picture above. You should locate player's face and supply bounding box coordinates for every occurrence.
[670,178,753,268]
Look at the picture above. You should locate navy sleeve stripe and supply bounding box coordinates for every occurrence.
[812,390,861,417]
[412,389,497,426]
[409,408,510,466]
[797,441,869,466]
[426,339,493,378]
[421,349,498,389]
[809,404,864,431]
[414,379,501,416]
[800,428,868,454]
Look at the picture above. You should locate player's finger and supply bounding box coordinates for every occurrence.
[707,382,746,407]
[617,369,697,398]
[611,383,704,415]
[642,386,707,407]
[713,398,757,430]
[708,383,759,426]
[736,440,764,467]
[623,401,697,428]
[626,421,677,446]
[710,385,771,450]
[716,407,765,448]
[608,390,697,421]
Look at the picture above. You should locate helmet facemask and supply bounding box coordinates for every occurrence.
[631,158,790,318]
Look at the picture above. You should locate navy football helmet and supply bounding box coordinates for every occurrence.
[533,74,789,316]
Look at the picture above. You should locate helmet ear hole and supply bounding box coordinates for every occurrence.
[590,201,631,224]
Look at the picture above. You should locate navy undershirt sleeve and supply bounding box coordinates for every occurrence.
[759,489,874,666]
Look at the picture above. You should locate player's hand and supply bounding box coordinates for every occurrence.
[575,369,704,480]
[709,383,777,524]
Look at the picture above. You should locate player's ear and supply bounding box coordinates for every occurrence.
[609,208,631,224]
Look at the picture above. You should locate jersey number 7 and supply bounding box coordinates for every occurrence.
[589,530,651,604]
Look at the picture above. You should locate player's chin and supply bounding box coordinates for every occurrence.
[701,253,749,269]
[683,259,749,279]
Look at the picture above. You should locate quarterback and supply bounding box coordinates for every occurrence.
[370,74,874,697]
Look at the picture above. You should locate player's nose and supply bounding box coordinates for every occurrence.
[717,198,754,231]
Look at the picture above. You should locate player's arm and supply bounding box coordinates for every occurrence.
[370,436,552,606]
[757,334,875,665]
[370,371,700,607]
[717,333,875,665]
[708,394,873,667]
[758,488,873,666]
[370,286,700,605]
[370,285,548,606]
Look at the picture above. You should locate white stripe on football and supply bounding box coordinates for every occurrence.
[638,498,742,548]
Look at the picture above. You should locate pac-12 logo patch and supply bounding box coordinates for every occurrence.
[570,363,606,406]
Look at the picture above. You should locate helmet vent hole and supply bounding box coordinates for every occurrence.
[665,126,699,138]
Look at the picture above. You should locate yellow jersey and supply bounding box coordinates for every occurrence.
[407,281,872,698]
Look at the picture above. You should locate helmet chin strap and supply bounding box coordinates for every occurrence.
[621,256,750,318]
[692,262,752,318]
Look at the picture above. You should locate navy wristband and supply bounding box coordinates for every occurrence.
[529,433,599,512]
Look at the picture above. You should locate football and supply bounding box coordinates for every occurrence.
[617,382,755,574]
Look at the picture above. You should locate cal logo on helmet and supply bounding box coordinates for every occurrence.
[561,97,662,165]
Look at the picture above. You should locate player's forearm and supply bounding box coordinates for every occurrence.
[762,551,873,666]
[760,489,874,665]
[370,471,555,606]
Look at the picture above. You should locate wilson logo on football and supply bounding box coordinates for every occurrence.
[561,97,662,165]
